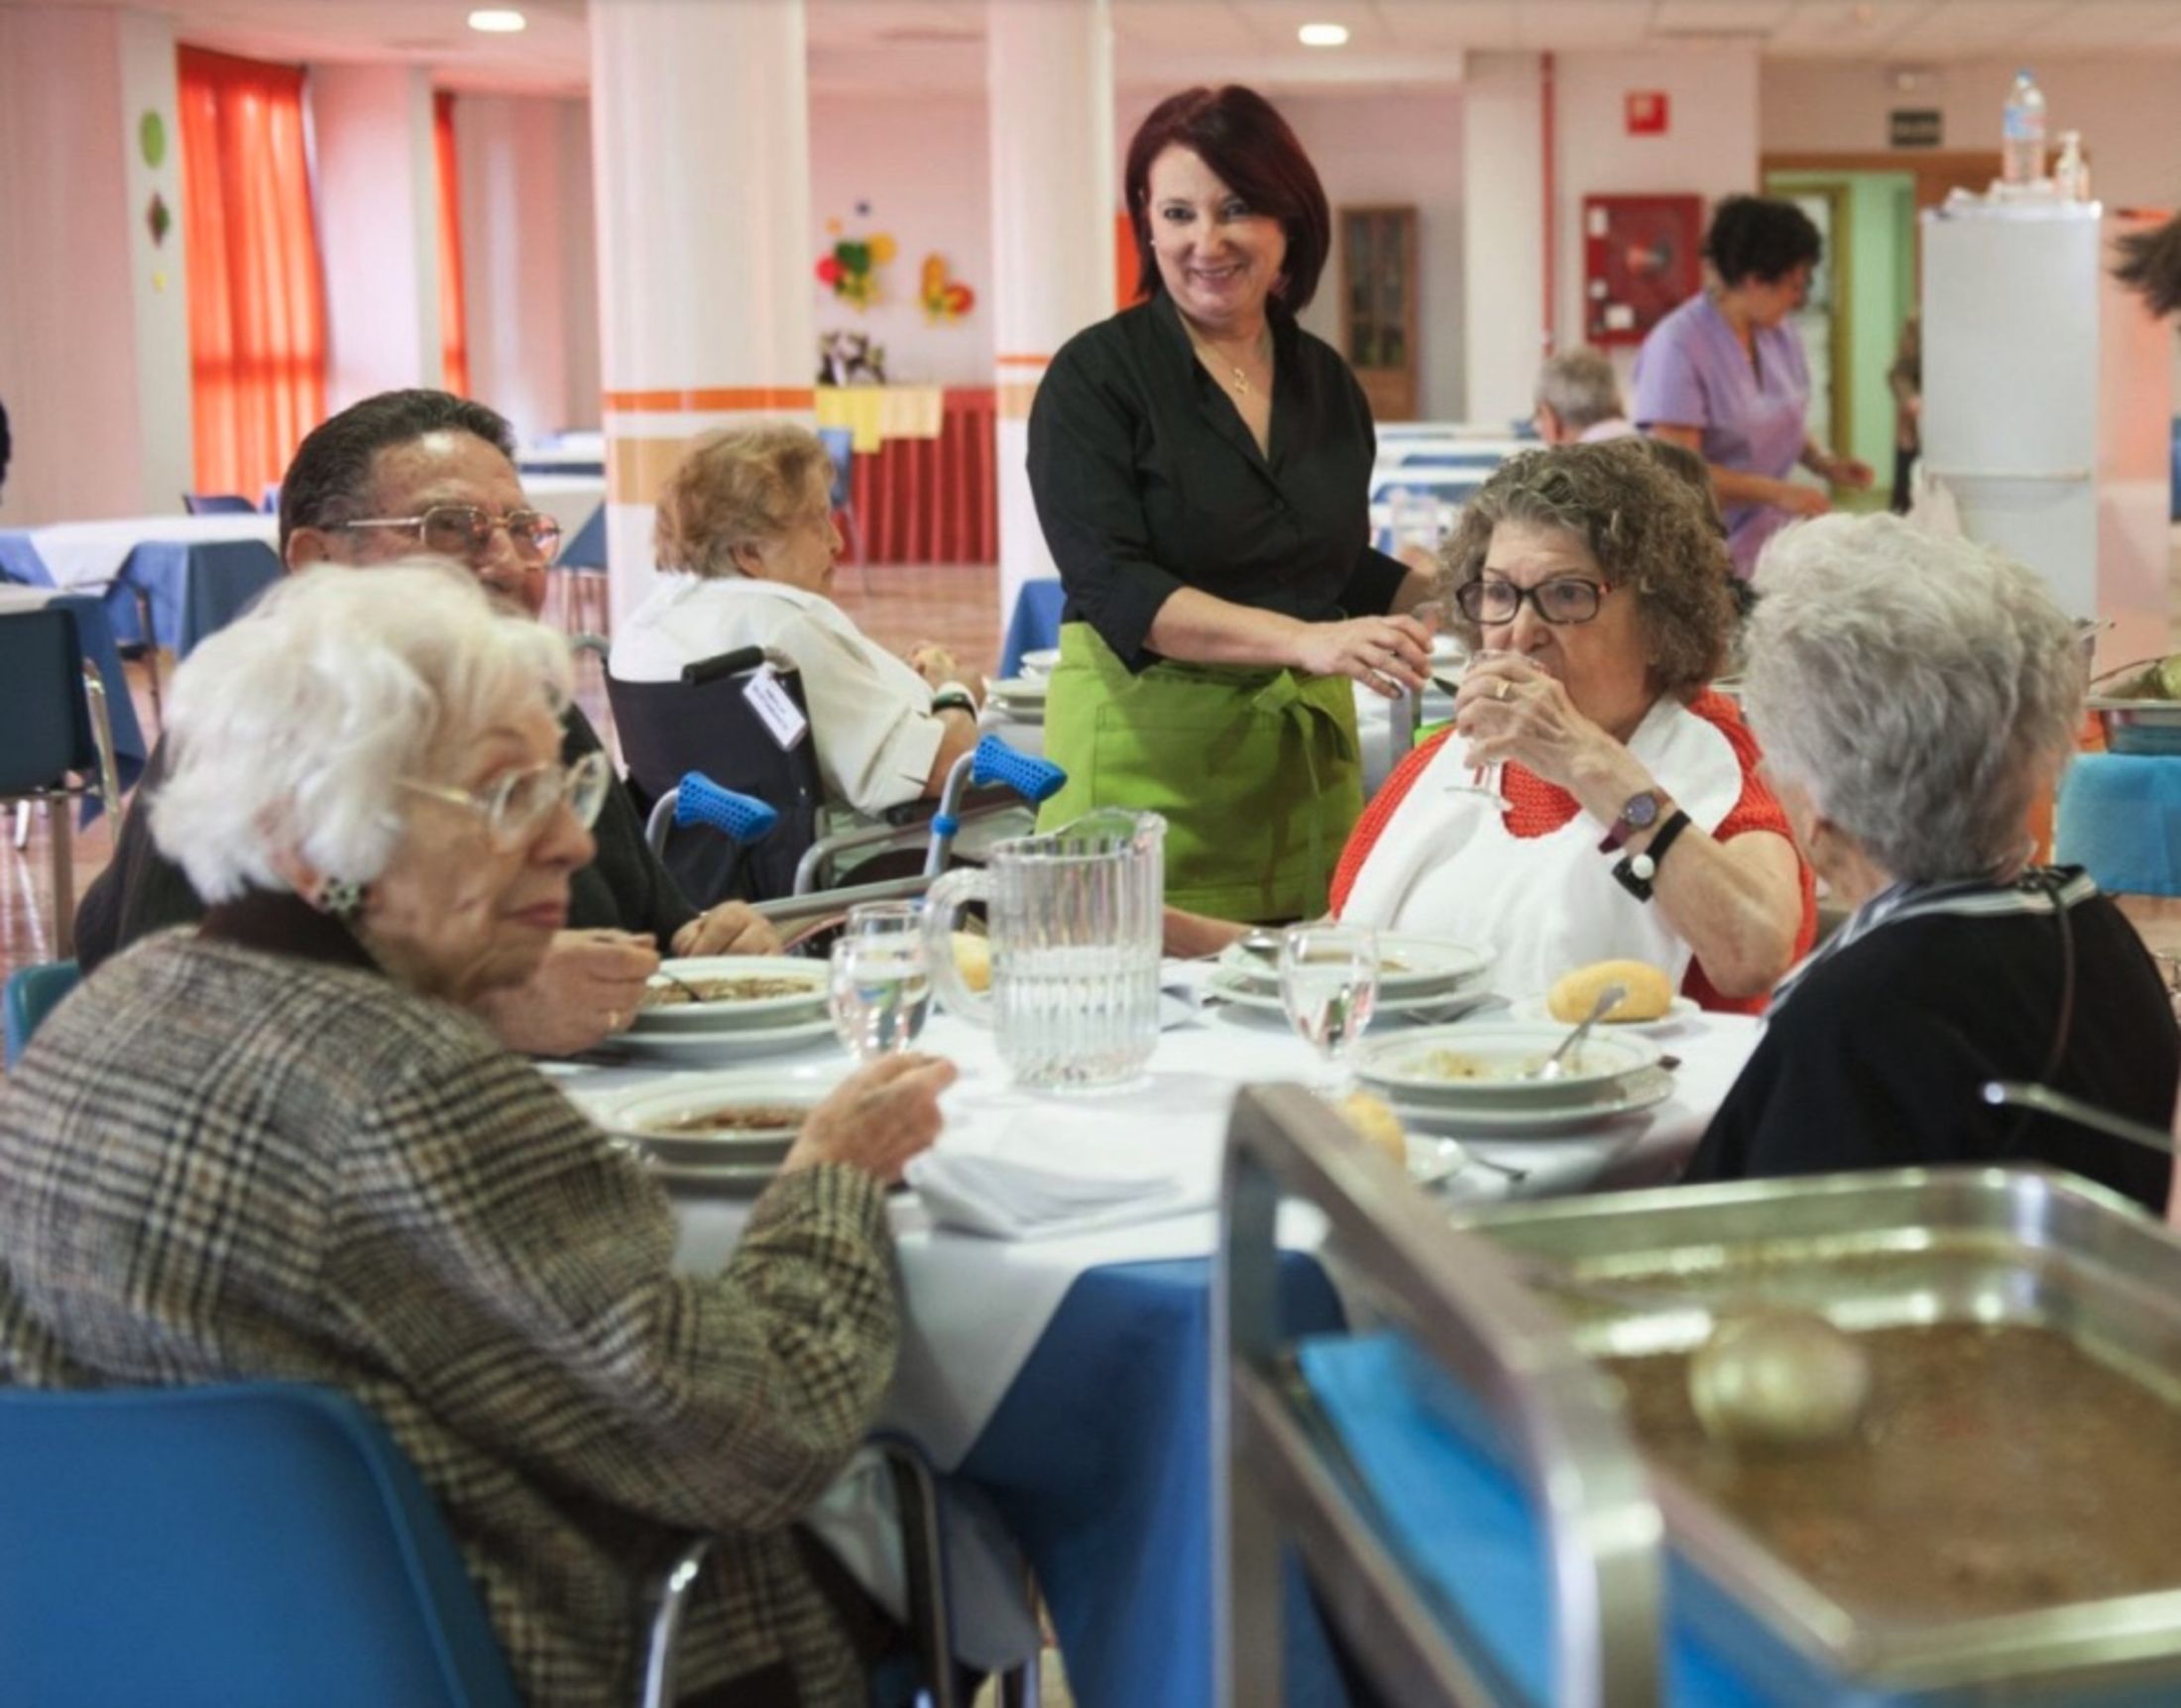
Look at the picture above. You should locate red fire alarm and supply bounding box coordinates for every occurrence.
[1625,90,1669,136]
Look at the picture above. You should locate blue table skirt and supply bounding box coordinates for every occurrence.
[999,580,1065,680]
[0,533,281,659]
[2055,752,2181,897]
[959,1253,1347,1708]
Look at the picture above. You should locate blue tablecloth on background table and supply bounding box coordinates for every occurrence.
[2055,752,2181,896]
[560,506,609,570]
[0,531,281,658]
[958,1253,1349,1708]
[1000,579,1065,679]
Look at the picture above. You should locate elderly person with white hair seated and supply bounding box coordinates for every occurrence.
[1533,346,1636,446]
[1685,515,2176,1210]
[612,423,984,815]
[0,562,956,1704]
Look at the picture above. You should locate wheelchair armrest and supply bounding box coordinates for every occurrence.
[638,1535,714,1708]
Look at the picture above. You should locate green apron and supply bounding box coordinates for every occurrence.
[1036,622,1363,921]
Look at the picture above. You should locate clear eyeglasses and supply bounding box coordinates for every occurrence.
[398,749,611,849]
[339,504,565,563]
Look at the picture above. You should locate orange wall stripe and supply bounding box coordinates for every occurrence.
[994,353,1052,369]
[602,386,816,412]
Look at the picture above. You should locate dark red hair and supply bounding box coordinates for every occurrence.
[1122,85,1329,314]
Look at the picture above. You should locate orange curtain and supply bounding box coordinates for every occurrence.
[434,90,471,399]
[178,46,326,500]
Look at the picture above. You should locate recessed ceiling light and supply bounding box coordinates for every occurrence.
[467,8,526,32]
[1298,22,1349,48]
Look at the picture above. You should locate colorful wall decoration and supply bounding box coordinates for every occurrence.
[918,253,975,323]
[816,211,895,310]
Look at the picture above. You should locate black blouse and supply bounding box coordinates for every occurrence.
[1026,291,1408,672]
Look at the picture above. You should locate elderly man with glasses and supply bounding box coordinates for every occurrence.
[75,389,781,1056]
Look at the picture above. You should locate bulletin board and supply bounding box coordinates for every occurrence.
[1582,194,1703,345]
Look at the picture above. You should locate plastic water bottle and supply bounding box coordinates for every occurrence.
[2002,69,2046,185]
[2053,130,2089,202]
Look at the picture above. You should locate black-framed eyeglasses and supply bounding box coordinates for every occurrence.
[338,505,564,563]
[398,750,611,850]
[1455,577,1612,626]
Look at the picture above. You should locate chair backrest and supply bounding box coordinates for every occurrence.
[817,425,855,511]
[0,1381,522,1708]
[182,492,258,514]
[3,959,79,1068]
[608,655,825,905]
[0,607,95,797]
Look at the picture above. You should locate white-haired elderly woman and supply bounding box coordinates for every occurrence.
[1685,515,2176,1209]
[0,563,956,1703]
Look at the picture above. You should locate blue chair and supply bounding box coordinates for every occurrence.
[3,959,78,1068]
[182,492,258,514]
[0,606,125,960]
[818,424,870,593]
[0,1380,713,1708]
[1000,579,1066,678]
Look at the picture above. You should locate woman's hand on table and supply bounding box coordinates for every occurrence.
[476,929,659,1057]
[784,1054,959,1184]
[673,902,782,958]
[1292,613,1435,698]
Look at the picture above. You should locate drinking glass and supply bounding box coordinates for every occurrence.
[1279,924,1380,1090]
[843,899,922,944]
[1444,644,1515,811]
[829,933,933,1061]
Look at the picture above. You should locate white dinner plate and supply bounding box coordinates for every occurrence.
[614,1014,844,1061]
[1508,994,1700,1034]
[1214,933,1495,999]
[1354,1022,1662,1104]
[1393,1067,1674,1138]
[1406,1134,1469,1187]
[1018,647,1060,677]
[986,676,1049,706]
[631,957,830,1034]
[574,1068,846,1176]
[1205,970,1496,1024]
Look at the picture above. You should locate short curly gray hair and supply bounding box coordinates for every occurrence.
[1437,439,1737,698]
[1743,514,2085,883]
[151,561,574,902]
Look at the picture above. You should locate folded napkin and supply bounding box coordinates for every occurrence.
[906,1148,1202,1240]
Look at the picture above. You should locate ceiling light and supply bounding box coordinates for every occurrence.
[467,8,526,32]
[1298,22,1349,48]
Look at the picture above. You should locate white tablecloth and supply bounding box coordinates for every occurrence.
[520,474,607,540]
[543,972,1762,1468]
[26,513,280,591]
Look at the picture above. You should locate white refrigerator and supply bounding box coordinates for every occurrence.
[1920,200,2170,668]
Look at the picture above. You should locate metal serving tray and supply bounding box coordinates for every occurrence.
[1455,1166,2181,1704]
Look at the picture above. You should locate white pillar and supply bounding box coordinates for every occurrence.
[1461,52,1546,427]
[986,0,1115,631]
[589,0,814,628]
[311,64,443,409]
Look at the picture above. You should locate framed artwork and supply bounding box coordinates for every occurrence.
[1582,193,1703,346]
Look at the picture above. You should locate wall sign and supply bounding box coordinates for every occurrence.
[1890,108,1943,148]
[1625,91,1669,136]
[1583,194,1703,346]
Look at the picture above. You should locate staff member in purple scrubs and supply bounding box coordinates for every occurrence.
[1633,195,1873,579]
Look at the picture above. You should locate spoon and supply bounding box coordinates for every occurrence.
[1531,982,1627,1082]
[1983,1081,2177,1155]
[648,968,712,1006]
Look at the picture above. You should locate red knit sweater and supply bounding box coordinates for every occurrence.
[1329,690,1816,1014]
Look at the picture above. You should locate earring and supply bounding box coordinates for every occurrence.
[314,876,367,920]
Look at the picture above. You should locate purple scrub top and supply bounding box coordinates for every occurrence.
[1632,291,1811,578]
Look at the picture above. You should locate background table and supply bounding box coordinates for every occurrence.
[549,982,1763,1708]
[820,386,997,566]
[0,516,282,657]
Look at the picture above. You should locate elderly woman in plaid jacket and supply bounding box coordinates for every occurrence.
[0,563,953,1706]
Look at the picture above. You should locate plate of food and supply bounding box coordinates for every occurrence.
[631,957,831,1034]
[1353,1022,1662,1105]
[1205,969,1495,1025]
[1215,932,1493,1000]
[1389,1066,1674,1138]
[2087,653,2181,754]
[615,1013,843,1060]
[577,1070,842,1191]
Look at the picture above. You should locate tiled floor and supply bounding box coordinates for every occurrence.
[1,560,1005,994]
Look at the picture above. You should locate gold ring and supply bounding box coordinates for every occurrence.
[606,1008,624,1031]
[1494,679,1511,702]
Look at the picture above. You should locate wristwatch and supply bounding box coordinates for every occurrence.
[1612,809,1692,902]
[1597,788,1665,854]
[931,690,976,716]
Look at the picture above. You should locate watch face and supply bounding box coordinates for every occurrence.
[1624,791,1662,830]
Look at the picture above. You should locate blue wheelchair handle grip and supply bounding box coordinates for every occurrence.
[971,735,1066,805]
[674,773,779,844]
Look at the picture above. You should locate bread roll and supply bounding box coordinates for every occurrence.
[951,931,992,994]
[1336,1090,1410,1170]
[1547,959,1673,1023]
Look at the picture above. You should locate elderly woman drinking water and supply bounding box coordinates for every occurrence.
[1169,440,1813,1011]
[0,563,955,1703]
[1685,515,2176,1208]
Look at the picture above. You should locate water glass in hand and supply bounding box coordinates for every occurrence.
[1279,924,1380,1087]
[830,934,932,1061]
[1445,645,1514,811]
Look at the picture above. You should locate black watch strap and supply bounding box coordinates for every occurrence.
[1611,808,1693,902]
[931,691,976,716]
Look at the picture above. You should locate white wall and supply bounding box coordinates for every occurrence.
[455,93,599,440]
[1762,57,2181,209]
[118,10,191,514]
[0,7,179,523]
[310,62,442,411]
[807,90,995,387]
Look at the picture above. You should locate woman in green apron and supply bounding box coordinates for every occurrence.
[1026,84,1437,920]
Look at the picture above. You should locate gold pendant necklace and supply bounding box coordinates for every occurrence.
[1191,327,1270,398]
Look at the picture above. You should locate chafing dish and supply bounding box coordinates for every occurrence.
[1456,1166,2181,1703]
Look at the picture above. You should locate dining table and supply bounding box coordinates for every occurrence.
[0,513,283,657]
[539,965,1765,1708]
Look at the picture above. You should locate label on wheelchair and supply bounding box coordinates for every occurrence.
[744,666,810,749]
